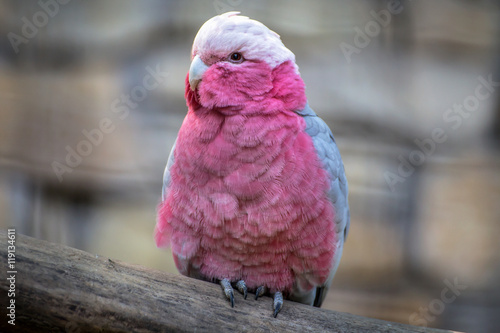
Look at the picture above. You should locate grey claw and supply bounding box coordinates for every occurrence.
[236,280,248,299]
[273,292,283,318]
[220,278,234,307]
[255,286,266,300]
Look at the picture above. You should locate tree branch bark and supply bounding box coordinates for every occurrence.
[0,230,457,332]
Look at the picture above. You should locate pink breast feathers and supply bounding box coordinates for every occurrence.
[156,106,337,293]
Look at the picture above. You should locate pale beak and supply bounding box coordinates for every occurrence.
[188,55,209,91]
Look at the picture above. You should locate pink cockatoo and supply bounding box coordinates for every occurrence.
[155,12,349,317]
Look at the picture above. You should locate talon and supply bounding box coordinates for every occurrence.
[255,286,266,300]
[236,280,248,299]
[273,292,283,318]
[220,278,234,307]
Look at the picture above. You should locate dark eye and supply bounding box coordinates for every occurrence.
[228,52,243,63]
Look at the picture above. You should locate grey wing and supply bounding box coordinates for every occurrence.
[297,104,350,307]
[161,138,177,202]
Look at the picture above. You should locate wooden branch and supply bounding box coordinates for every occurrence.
[0,230,456,333]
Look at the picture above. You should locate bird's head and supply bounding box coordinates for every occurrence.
[186,12,306,115]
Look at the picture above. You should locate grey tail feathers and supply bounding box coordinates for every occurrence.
[313,286,325,307]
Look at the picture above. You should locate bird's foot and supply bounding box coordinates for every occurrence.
[236,280,248,299]
[220,280,283,317]
[255,285,267,300]
[220,278,234,307]
[273,292,283,318]
[220,279,249,307]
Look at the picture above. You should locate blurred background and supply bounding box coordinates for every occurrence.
[1,0,499,332]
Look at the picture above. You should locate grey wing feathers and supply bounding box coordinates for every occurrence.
[297,104,350,308]
[162,139,177,202]
[297,104,350,241]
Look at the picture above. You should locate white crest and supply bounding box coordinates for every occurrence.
[192,12,296,70]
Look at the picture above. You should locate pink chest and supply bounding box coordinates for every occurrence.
[160,110,336,291]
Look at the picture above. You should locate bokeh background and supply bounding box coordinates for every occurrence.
[1,1,499,332]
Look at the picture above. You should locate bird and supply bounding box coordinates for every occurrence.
[155,11,349,318]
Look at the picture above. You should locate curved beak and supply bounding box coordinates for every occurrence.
[188,55,209,91]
